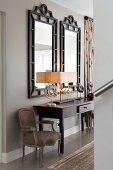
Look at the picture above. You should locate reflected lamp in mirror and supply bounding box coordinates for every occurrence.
[28,4,58,98]
[60,15,81,89]
[36,72,76,104]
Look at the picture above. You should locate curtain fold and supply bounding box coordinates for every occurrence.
[84,16,94,97]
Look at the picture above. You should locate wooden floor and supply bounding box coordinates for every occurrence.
[0,128,94,170]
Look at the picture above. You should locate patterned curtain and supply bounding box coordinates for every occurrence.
[84,16,94,97]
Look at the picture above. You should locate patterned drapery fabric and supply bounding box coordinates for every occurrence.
[84,16,94,97]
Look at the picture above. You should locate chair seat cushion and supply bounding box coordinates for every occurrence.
[24,131,61,147]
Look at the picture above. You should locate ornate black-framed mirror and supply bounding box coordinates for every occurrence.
[60,15,81,89]
[28,4,57,98]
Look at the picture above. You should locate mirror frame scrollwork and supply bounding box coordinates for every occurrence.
[28,4,58,98]
[60,15,81,85]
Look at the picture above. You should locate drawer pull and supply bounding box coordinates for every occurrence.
[84,107,87,109]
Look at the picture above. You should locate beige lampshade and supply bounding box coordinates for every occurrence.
[36,72,46,83]
[36,72,76,83]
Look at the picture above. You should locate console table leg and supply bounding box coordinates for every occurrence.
[59,117,64,154]
[81,113,84,131]
[39,116,43,131]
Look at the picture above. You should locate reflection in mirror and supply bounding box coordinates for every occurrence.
[65,30,77,72]
[60,15,81,90]
[28,4,57,98]
[35,22,52,88]
[65,30,77,86]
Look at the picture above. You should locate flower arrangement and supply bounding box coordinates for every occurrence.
[60,87,73,94]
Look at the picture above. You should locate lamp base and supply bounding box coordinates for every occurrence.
[53,98,75,104]
[76,97,81,100]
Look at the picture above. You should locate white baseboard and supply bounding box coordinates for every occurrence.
[2,147,35,163]
[64,125,80,138]
[1,125,80,163]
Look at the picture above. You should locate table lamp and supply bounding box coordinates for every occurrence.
[36,72,76,104]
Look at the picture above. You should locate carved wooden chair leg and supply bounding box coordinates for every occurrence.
[39,147,44,167]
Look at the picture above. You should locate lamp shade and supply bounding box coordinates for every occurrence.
[36,72,46,83]
[36,72,76,83]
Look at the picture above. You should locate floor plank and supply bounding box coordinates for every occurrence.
[0,128,94,170]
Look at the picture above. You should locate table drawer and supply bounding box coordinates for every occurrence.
[77,103,94,113]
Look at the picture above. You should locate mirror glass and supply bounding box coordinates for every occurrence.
[60,15,81,90]
[35,21,52,88]
[65,30,77,72]
[28,4,57,98]
[64,30,77,86]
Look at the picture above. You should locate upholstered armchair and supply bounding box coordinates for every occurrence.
[18,108,61,164]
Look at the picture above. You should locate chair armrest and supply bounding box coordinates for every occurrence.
[21,127,38,144]
[21,126,36,132]
[37,120,54,125]
[37,120,55,131]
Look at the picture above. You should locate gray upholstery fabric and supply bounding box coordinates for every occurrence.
[24,131,61,147]
[18,108,61,149]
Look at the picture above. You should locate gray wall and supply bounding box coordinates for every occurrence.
[94,0,113,169]
[0,0,84,153]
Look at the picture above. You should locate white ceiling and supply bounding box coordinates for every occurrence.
[50,0,93,18]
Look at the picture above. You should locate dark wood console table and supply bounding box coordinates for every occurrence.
[34,98,94,154]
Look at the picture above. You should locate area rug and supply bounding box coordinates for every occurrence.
[48,141,94,170]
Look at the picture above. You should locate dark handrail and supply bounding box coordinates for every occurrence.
[94,79,113,97]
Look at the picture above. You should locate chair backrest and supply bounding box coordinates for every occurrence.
[18,108,37,129]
